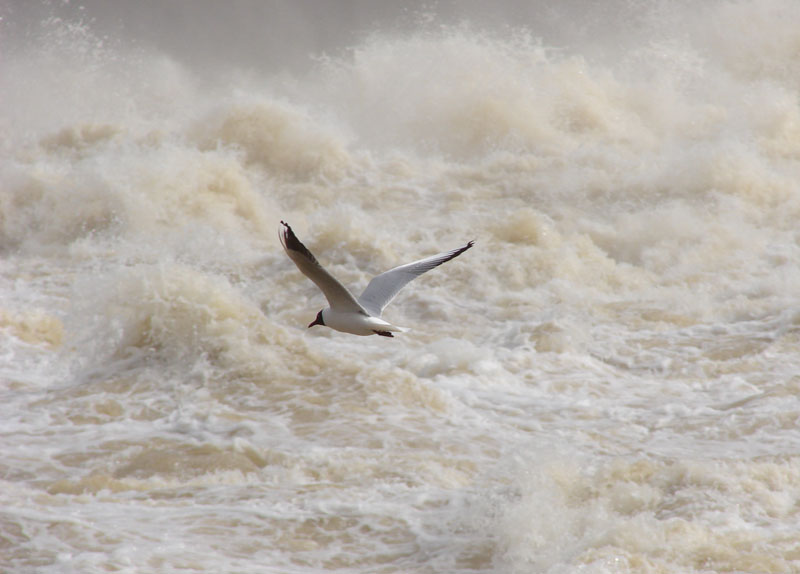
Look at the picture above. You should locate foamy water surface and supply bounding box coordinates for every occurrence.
[2,1,800,572]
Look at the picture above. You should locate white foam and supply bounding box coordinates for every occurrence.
[3,2,800,572]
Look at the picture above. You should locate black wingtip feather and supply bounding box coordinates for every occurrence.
[450,239,475,260]
[280,220,320,264]
[419,239,475,273]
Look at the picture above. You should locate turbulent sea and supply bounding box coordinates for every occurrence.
[3,1,800,572]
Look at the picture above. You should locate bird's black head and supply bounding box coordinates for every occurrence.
[308,310,325,328]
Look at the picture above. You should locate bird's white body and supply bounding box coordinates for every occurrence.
[279,221,473,337]
[320,308,404,337]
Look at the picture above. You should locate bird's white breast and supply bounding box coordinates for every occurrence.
[322,308,402,336]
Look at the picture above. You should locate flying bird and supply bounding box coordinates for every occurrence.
[279,221,474,337]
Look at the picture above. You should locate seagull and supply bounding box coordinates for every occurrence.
[279,221,474,337]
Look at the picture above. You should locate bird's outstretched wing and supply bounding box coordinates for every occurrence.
[279,221,366,313]
[358,240,474,317]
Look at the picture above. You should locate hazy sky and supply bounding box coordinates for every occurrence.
[3,0,642,74]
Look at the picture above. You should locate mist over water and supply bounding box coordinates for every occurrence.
[3,1,800,572]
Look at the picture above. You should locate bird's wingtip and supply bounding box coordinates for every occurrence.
[279,219,320,264]
[279,220,297,248]
[278,220,289,249]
